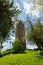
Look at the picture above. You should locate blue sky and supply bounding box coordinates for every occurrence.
[15,0,39,21]
[15,0,43,23]
[2,0,43,51]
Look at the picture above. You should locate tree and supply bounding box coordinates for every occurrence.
[27,20,43,50]
[33,0,43,11]
[12,39,24,53]
[0,0,21,51]
[33,0,43,7]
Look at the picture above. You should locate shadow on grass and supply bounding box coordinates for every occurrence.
[0,51,27,58]
[9,62,14,65]
[35,51,43,60]
[36,55,43,60]
[9,62,20,65]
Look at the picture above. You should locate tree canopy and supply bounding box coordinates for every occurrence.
[0,0,20,44]
[33,0,43,6]
[27,20,43,50]
[33,0,43,8]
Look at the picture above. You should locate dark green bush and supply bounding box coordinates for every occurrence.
[0,52,3,57]
[2,49,12,56]
[40,50,43,56]
[12,39,24,53]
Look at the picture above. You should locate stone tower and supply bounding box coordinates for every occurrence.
[16,20,26,49]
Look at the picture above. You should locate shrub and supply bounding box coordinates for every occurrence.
[2,49,12,56]
[40,50,43,55]
[12,39,24,53]
[0,52,3,57]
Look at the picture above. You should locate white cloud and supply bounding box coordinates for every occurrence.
[27,44,38,49]
[32,10,39,18]
[23,2,31,14]
[23,1,39,17]
[15,0,39,18]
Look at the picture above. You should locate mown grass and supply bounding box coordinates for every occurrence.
[0,50,43,65]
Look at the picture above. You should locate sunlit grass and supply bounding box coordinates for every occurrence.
[0,50,43,65]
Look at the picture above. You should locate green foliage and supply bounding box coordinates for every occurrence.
[0,0,21,53]
[0,49,11,57]
[2,49,12,56]
[0,0,21,42]
[0,52,3,57]
[27,21,43,50]
[33,0,43,14]
[40,50,43,55]
[12,39,24,53]
[33,0,43,6]
[0,49,13,57]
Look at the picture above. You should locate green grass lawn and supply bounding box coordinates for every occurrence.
[0,50,43,65]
